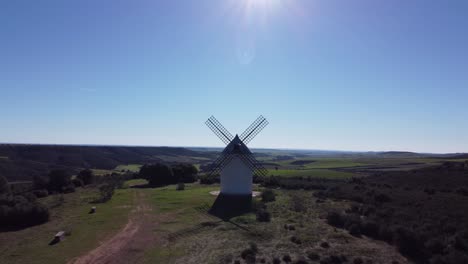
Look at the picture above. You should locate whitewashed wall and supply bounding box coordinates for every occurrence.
[220,157,253,195]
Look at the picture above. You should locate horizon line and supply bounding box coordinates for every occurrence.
[0,142,465,155]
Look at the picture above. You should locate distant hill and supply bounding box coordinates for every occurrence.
[0,144,208,181]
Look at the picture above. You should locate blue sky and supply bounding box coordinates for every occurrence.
[1,0,467,153]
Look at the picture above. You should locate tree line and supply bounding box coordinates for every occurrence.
[138,163,198,187]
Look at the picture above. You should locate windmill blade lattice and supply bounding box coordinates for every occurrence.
[206,152,235,177]
[240,115,269,145]
[205,116,234,145]
[237,152,269,177]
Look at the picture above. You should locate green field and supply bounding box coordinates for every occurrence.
[0,179,417,263]
[0,188,134,264]
[115,164,143,172]
[90,168,115,176]
[268,168,355,179]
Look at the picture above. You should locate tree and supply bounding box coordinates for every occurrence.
[48,169,72,193]
[0,174,10,194]
[172,163,198,183]
[33,175,48,190]
[139,163,174,187]
[77,169,95,185]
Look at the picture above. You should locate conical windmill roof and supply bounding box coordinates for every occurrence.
[222,134,252,155]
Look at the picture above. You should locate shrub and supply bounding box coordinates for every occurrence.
[62,184,76,193]
[291,236,302,244]
[327,211,344,228]
[425,238,445,255]
[172,163,198,183]
[261,189,276,202]
[348,224,361,237]
[0,194,49,227]
[283,254,292,263]
[456,188,468,196]
[394,227,426,261]
[48,169,71,193]
[361,221,379,238]
[424,188,436,195]
[320,255,344,264]
[33,175,48,190]
[273,257,281,264]
[241,242,258,263]
[320,241,330,248]
[294,256,309,264]
[77,169,95,185]
[199,174,220,184]
[256,208,271,222]
[176,182,185,191]
[353,257,363,264]
[374,193,392,203]
[139,163,175,187]
[33,189,49,198]
[72,178,84,187]
[93,184,115,203]
[307,252,320,261]
[0,174,10,194]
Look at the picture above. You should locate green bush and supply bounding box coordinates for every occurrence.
[48,169,72,193]
[33,189,49,198]
[261,189,276,203]
[93,184,115,203]
[176,182,185,191]
[0,194,49,227]
[0,174,10,194]
[256,208,271,222]
[199,174,220,184]
[77,169,95,185]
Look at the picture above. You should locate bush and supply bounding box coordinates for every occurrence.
[241,242,258,263]
[62,184,76,193]
[353,257,363,264]
[93,184,115,203]
[394,227,426,261]
[261,189,276,203]
[348,224,361,237]
[425,238,445,255]
[0,194,49,227]
[172,163,198,183]
[327,211,345,228]
[77,169,95,185]
[283,254,292,263]
[33,175,48,190]
[140,163,175,187]
[256,208,271,222]
[72,178,84,187]
[33,189,49,198]
[374,193,392,203]
[199,174,220,184]
[48,169,71,193]
[361,221,379,238]
[291,236,302,244]
[456,188,468,196]
[176,182,185,191]
[307,252,320,261]
[0,174,10,194]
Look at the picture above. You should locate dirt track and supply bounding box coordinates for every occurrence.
[69,190,158,264]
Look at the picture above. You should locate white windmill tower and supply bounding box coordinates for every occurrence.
[205,116,269,218]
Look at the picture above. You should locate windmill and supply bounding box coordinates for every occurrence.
[205,115,269,218]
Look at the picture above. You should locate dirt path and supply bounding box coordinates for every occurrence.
[69,190,159,264]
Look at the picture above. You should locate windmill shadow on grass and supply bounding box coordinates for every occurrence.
[167,203,252,242]
[204,115,268,220]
